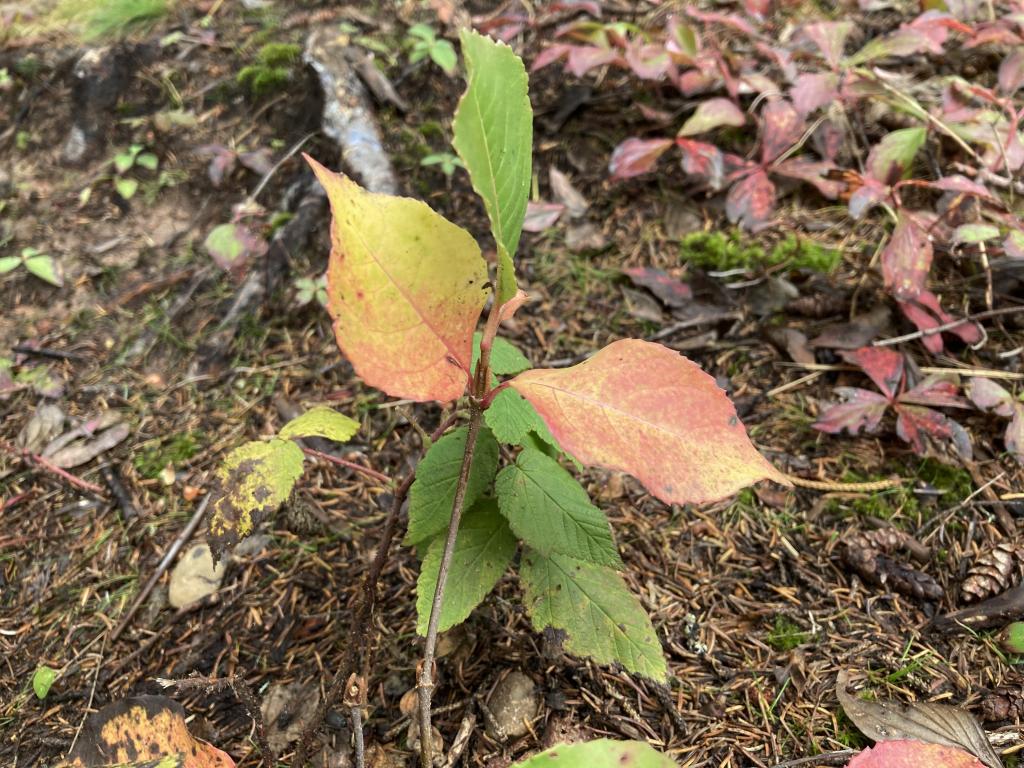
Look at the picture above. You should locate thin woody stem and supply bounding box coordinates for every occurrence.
[416,401,484,768]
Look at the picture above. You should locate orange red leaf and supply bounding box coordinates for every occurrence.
[508,339,788,505]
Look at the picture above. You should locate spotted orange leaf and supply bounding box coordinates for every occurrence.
[59,696,234,768]
[847,740,986,768]
[306,156,489,403]
[508,339,788,504]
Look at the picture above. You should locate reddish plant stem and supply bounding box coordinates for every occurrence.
[301,447,391,485]
[292,414,457,767]
[0,439,104,494]
[416,401,483,768]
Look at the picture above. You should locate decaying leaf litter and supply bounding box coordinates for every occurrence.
[2,1,1024,767]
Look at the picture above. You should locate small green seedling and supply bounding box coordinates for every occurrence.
[420,152,463,178]
[208,30,785,768]
[32,665,58,699]
[111,144,158,200]
[294,274,328,307]
[0,247,62,287]
[404,23,457,75]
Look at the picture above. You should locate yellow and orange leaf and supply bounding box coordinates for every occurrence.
[508,339,788,505]
[59,696,234,768]
[306,156,489,403]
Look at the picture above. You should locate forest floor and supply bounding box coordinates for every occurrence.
[2,1,1024,767]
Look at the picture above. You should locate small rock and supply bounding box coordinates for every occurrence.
[261,681,321,755]
[168,543,226,608]
[486,671,539,741]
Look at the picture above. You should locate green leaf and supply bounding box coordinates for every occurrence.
[430,40,458,75]
[208,438,304,562]
[0,256,21,274]
[472,333,532,378]
[23,254,62,286]
[520,549,666,681]
[113,151,135,173]
[416,499,516,634]
[496,448,621,568]
[32,665,58,699]
[404,425,500,545]
[953,223,1000,244]
[511,740,677,768]
[453,29,532,306]
[114,177,139,200]
[866,127,927,185]
[135,152,159,171]
[279,406,360,442]
[485,388,557,447]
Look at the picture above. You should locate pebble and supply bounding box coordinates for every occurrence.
[168,543,226,608]
[486,671,539,740]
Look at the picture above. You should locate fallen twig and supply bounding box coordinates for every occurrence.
[108,494,211,643]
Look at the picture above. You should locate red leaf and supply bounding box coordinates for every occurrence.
[791,72,840,117]
[897,290,984,354]
[882,212,932,300]
[969,377,1015,417]
[567,46,623,77]
[814,387,891,436]
[895,404,973,459]
[899,374,970,409]
[965,23,1024,48]
[622,267,693,307]
[929,175,996,200]
[1006,230,1024,259]
[678,97,747,136]
[803,21,854,69]
[841,347,904,400]
[675,137,726,189]
[609,138,673,180]
[908,10,972,46]
[625,42,674,80]
[847,739,987,768]
[726,169,776,229]
[772,158,843,198]
[678,68,718,96]
[814,119,845,162]
[685,7,758,36]
[523,202,566,232]
[760,99,803,164]
[508,339,789,505]
[999,49,1024,94]
[532,43,572,71]
[744,0,771,18]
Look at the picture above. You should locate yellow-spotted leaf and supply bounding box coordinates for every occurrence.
[509,339,788,505]
[279,406,359,442]
[207,438,304,562]
[59,696,234,767]
[306,156,489,403]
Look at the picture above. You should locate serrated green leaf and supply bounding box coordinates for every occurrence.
[0,256,21,274]
[496,448,621,568]
[453,29,532,306]
[954,223,1000,244]
[485,388,557,447]
[511,740,677,768]
[520,549,666,681]
[24,255,62,287]
[416,499,516,634]
[472,332,532,377]
[115,177,139,200]
[404,425,500,545]
[32,665,58,699]
[208,438,304,562]
[279,406,359,442]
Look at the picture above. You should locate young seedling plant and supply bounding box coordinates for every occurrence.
[207,30,786,768]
